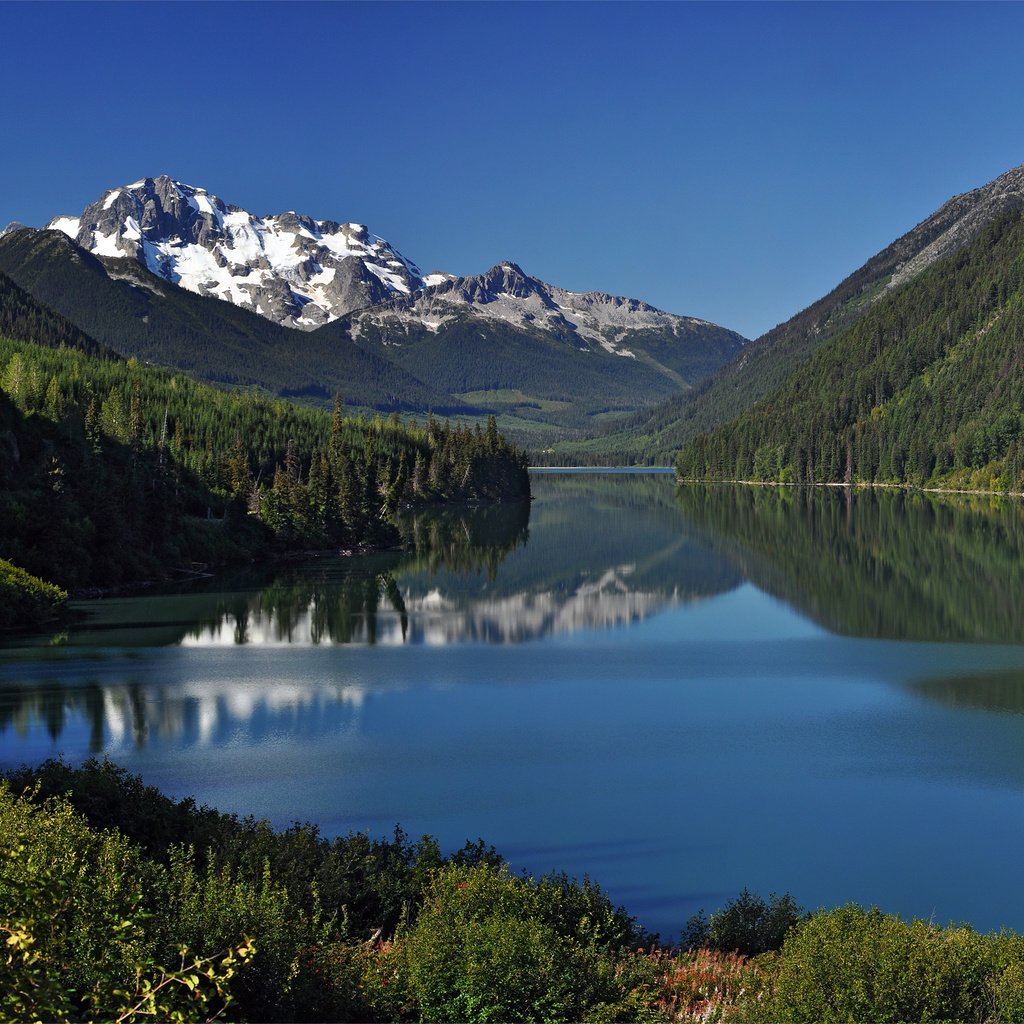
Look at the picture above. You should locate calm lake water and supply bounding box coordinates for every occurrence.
[4,471,1024,940]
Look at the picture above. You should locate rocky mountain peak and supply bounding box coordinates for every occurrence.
[45,177,424,329]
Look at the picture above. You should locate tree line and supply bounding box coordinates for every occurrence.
[0,331,529,595]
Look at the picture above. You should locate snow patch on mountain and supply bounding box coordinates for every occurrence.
[47,176,425,329]
[350,260,717,355]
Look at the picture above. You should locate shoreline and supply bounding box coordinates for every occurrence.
[675,476,1024,499]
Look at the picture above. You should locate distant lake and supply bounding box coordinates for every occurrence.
[3,472,1024,940]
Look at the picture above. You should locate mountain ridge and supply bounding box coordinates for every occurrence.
[674,207,1024,490]
[544,159,1024,463]
[4,177,747,437]
[43,176,743,365]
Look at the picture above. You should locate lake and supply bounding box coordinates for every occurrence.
[3,471,1024,941]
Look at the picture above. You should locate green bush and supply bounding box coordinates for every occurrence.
[0,784,246,1022]
[682,889,802,956]
[400,864,647,1023]
[533,871,645,952]
[0,557,66,630]
[749,904,1024,1023]
[160,844,334,1022]
[8,759,478,941]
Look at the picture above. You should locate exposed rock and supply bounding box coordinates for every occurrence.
[47,176,425,329]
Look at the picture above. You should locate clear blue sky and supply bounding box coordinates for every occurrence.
[3,0,1024,339]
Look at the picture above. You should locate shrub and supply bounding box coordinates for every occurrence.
[159,844,334,1022]
[682,889,802,956]
[0,784,245,1022]
[0,557,66,630]
[750,904,1024,1023]
[533,871,645,952]
[400,864,646,1023]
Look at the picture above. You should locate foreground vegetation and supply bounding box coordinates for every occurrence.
[3,760,1024,1023]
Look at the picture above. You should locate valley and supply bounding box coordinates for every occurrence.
[0,177,747,446]
[6,152,1024,1024]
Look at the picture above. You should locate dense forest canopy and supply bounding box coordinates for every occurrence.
[0,327,529,595]
[676,211,1024,490]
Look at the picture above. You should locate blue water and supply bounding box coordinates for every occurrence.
[3,473,1024,940]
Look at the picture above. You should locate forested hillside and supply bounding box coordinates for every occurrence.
[0,326,529,595]
[676,211,1024,490]
[545,161,1024,465]
[0,271,109,357]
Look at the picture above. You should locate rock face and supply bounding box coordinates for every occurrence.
[884,162,1024,291]
[44,178,747,363]
[349,260,740,361]
[47,176,424,329]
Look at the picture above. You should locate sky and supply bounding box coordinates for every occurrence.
[3,0,1024,340]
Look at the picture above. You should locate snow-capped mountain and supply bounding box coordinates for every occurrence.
[349,260,727,357]
[45,177,745,361]
[23,175,749,426]
[47,176,425,329]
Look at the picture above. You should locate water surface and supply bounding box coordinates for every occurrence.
[3,475,1024,939]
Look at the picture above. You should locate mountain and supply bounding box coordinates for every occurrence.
[47,176,425,329]
[552,160,1024,464]
[18,177,746,436]
[341,260,746,425]
[0,227,466,412]
[349,260,742,383]
[675,206,1024,490]
[43,177,743,362]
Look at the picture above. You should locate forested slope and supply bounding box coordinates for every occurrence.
[0,329,529,593]
[676,211,1024,490]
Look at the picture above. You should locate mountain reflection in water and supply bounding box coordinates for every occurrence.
[10,473,1024,940]
[7,474,1024,754]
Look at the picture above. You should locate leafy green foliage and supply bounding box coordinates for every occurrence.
[748,905,1024,1024]
[162,846,330,1022]
[0,557,66,629]
[400,864,645,1023]
[0,783,249,1023]
[11,761,1024,1022]
[7,759,497,944]
[681,890,802,957]
[676,211,1024,489]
